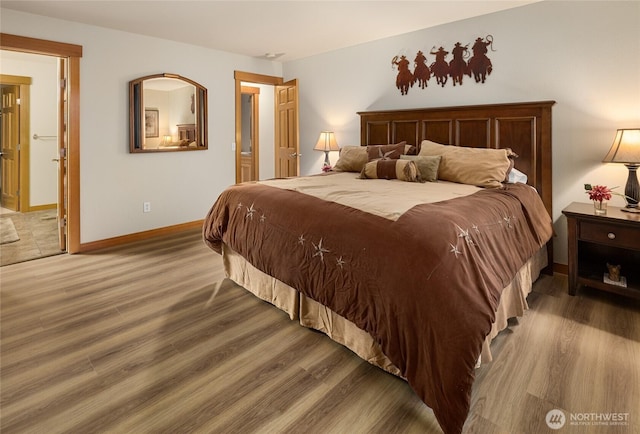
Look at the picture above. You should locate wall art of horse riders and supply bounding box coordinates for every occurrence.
[391,35,495,95]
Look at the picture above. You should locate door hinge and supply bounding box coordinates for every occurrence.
[59,147,66,158]
[60,78,67,89]
[17,144,20,151]
[16,98,21,105]
[59,217,66,228]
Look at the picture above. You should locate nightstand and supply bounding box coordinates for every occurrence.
[562,202,640,300]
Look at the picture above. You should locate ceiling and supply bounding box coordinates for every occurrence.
[1,1,540,62]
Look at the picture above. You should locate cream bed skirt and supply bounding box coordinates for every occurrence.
[222,243,547,377]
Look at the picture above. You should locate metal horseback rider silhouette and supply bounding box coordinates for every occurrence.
[412,50,431,89]
[429,46,449,87]
[449,42,470,86]
[468,35,494,83]
[392,55,414,95]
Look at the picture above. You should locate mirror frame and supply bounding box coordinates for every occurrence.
[129,73,208,153]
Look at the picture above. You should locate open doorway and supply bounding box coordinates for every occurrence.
[239,85,260,182]
[0,33,82,258]
[0,57,62,265]
[234,71,299,183]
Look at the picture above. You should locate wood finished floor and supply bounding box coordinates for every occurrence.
[1,228,639,434]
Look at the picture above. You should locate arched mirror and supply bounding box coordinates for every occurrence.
[129,73,207,152]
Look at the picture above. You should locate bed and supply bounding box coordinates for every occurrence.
[202,101,555,434]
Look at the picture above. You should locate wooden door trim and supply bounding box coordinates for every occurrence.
[234,71,283,184]
[0,33,83,57]
[234,71,283,86]
[0,75,31,212]
[0,74,31,85]
[57,59,67,251]
[1,33,82,253]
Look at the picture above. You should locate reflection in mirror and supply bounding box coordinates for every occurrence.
[129,73,207,152]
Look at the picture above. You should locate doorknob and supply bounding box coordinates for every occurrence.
[289,153,302,158]
[52,158,60,162]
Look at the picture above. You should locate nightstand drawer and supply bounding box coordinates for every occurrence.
[580,221,640,250]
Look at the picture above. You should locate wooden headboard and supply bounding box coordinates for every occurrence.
[177,123,197,143]
[358,100,555,270]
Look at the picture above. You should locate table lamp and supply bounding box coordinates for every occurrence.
[314,131,339,168]
[602,128,640,211]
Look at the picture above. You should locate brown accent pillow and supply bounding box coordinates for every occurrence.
[366,142,408,161]
[418,140,514,188]
[359,159,421,182]
[400,155,441,182]
[333,146,368,172]
[333,143,417,172]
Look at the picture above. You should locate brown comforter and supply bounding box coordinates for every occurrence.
[203,181,553,434]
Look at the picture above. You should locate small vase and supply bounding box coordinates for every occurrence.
[593,200,607,215]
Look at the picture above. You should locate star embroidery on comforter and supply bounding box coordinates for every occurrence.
[312,238,330,262]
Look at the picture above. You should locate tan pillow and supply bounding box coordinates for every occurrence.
[418,140,512,188]
[359,159,420,182]
[333,146,368,172]
[400,155,441,182]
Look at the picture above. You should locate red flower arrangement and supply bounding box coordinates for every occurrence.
[585,184,614,203]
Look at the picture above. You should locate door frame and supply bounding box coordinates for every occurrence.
[0,75,30,212]
[1,33,82,253]
[234,71,283,184]
[240,85,260,182]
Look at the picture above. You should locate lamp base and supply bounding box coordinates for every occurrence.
[621,207,640,214]
[624,164,640,208]
[323,151,331,167]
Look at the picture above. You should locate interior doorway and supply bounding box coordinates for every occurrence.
[0,33,82,254]
[0,67,63,265]
[239,85,260,183]
[234,71,299,183]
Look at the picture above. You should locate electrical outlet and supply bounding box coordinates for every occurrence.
[143,202,151,213]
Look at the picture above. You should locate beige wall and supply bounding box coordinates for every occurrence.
[284,1,640,264]
[0,8,283,243]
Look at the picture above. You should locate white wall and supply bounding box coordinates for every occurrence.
[283,1,640,265]
[0,50,58,207]
[0,8,283,243]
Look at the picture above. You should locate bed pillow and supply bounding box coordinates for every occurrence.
[507,168,528,184]
[418,140,514,188]
[366,142,411,161]
[333,143,416,172]
[399,155,441,182]
[333,146,368,172]
[359,159,421,182]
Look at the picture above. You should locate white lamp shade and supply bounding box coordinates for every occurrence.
[602,128,640,164]
[314,131,339,152]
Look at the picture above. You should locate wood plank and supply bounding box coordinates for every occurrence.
[1,228,639,433]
